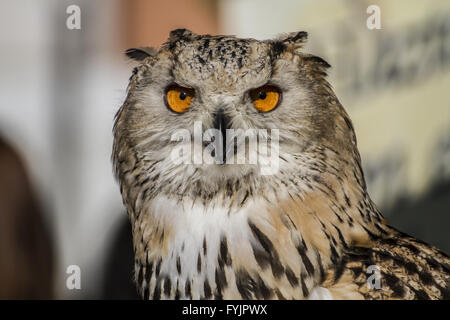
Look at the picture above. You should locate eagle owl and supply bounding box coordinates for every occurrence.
[112,29,450,300]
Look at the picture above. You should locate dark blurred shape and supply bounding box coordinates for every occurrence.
[387,180,450,254]
[386,130,450,254]
[101,217,139,299]
[0,137,54,299]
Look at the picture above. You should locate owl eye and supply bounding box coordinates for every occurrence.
[165,84,195,113]
[249,85,281,112]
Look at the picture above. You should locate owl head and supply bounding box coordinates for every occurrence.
[113,29,362,206]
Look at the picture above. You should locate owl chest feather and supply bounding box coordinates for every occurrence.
[133,194,333,299]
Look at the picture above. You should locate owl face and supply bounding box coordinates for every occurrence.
[114,29,356,200]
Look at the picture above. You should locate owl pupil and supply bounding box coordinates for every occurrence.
[258,91,267,100]
[179,92,187,100]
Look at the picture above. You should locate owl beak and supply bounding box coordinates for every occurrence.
[213,108,229,164]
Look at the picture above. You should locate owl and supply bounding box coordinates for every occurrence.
[112,29,450,300]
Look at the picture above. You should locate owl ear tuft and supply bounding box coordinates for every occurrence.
[278,31,308,53]
[302,55,331,69]
[283,31,308,43]
[301,54,331,78]
[125,47,156,61]
[168,28,197,42]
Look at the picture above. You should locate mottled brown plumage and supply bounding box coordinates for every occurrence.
[112,29,450,300]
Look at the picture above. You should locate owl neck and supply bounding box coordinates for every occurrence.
[130,170,388,299]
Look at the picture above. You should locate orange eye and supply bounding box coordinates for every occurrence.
[250,85,281,112]
[165,85,195,113]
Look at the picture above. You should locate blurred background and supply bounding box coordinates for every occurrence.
[0,0,449,299]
